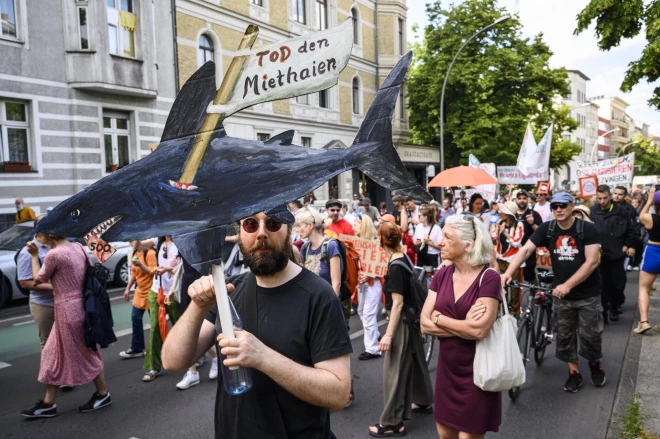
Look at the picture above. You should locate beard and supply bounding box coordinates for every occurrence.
[238,228,292,277]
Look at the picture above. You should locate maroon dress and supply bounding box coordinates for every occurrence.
[429,265,502,435]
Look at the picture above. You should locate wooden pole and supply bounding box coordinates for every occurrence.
[178,25,260,185]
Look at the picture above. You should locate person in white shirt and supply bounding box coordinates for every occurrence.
[533,192,552,222]
[413,205,443,267]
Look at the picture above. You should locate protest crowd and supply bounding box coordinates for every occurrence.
[13,177,660,439]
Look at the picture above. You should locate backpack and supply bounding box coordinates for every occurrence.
[75,244,117,351]
[301,238,360,301]
[388,255,428,330]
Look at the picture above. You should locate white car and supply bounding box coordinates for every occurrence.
[0,221,132,308]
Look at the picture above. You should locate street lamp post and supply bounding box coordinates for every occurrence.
[590,128,619,163]
[438,15,511,200]
[616,140,640,158]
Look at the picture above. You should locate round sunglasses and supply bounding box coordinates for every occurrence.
[242,217,283,233]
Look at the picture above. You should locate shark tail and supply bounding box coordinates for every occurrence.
[350,52,432,203]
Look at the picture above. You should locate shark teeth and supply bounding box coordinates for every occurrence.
[84,215,123,240]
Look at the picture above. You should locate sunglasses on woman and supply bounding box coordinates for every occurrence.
[463,214,477,240]
[550,203,568,210]
[242,217,283,234]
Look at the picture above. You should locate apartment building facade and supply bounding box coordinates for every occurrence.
[174,0,428,203]
[0,0,177,218]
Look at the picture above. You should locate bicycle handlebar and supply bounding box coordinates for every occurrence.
[508,281,553,293]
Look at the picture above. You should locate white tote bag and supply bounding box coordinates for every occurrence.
[473,269,526,392]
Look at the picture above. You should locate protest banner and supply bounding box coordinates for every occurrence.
[575,152,635,189]
[340,234,389,277]
[497,166,546,184]
[579,176,598,198]
[207,19,352,117]
[464,155,498,201]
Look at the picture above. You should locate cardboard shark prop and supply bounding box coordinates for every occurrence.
[37,52,431,274]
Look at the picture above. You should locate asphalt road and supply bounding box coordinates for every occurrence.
[0,275,640,439]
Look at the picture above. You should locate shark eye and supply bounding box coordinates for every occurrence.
[71,209,81,219]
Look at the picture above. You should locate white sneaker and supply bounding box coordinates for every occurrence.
[176,371,200,390]
[209,358,218,380]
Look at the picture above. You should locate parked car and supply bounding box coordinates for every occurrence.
[0,221,131,308]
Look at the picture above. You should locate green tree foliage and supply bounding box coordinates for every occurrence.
[575,0,660,109]
[408,0,581,169]
[626,135,660,176]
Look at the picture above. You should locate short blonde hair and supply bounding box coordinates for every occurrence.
[444,215,493,266]
[295,208,323,229]
[358,215,377,240]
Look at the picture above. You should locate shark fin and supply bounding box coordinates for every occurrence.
[349,52,432,202]
[264,130,295,146]
[172,225,227,275]
[161,62,225,142]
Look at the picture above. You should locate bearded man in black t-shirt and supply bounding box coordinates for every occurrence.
[502,192,606,394]
[162,211,352,439]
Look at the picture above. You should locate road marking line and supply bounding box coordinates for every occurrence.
[0,314,34,324]
[0,362,11,369]
[349,319,388,340]
[115,324,151,338]
[12,319,34,326]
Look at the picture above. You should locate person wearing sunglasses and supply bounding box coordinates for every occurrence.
[163,211,352,439]
[590,185,637,323]
[502,192,606,393]
[514,190,544,284]
[325,199,355,238]
[495,201,525,315]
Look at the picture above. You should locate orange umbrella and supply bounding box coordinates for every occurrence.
[427,166,497,188]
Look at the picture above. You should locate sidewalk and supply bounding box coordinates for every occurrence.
[608,278,660,437]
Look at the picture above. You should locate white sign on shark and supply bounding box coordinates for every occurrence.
[208,19,353,116]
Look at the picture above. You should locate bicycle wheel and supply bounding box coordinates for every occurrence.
[533,305,551,365]
[508,317,530,401]
[423,333,435,365]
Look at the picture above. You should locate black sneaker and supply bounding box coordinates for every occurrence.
[609,309,619,322]
[563,371,583,393]
[589,361,607,387]
[21,400,57,418]
[79,392,112,413]
[358,352,381,361]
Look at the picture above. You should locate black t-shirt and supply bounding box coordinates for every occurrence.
[383,257,415,310]
[515,208,543,246]
[205,269,352,439]
[529,220,602,300]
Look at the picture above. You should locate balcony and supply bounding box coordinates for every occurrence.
[610,116,628,129]
[611,132,630,144]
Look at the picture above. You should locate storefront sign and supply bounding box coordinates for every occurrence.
[398,146,440,163]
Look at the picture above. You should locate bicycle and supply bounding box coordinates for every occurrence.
[414,265,438,365]
[507,280,554,401]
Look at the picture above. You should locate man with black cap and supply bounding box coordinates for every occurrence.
[326,199,355,237]
[502,192,606,393]
[514,190,543,282]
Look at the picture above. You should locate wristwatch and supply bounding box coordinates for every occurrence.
[433,314,440,326]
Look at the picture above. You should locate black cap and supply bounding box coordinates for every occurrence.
[325,199,342,209]
[516,190,529,198]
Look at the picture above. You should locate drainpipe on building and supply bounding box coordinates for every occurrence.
[171,0,180,95]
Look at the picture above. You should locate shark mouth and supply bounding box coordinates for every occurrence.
[84,216,122,263]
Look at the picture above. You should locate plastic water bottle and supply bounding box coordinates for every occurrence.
[220,298,253,395]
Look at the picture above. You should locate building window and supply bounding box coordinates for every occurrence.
[352,77,360,114]
[107,0,136,57]
[0,0,17,39]
[291,0,306,24]
[257,133,270,142]
[296,94,309,105]
[252,0,263,5]
[316,0,327,30]
[318,90,328,108]
[398,18,404,55]
[103,113,130,172]
[78,7,89,50]
[301,136,312,147]
[0,100,30,165]
[198,34,214,67]
[351,7,359,45]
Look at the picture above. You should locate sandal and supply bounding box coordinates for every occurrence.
[142,370,162,382]
[411,404,433,414]
[368,422,406,437]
